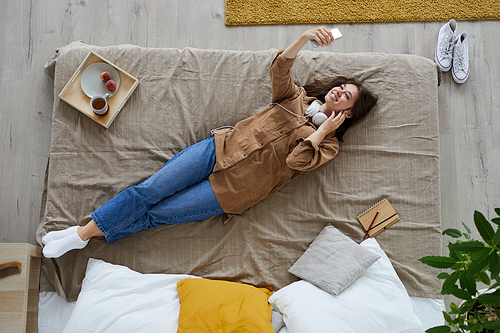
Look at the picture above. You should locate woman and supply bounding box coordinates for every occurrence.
[42,27,378,258]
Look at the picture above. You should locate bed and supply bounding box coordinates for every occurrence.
[37,41,444,331]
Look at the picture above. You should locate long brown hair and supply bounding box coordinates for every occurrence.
[303,77,378,141]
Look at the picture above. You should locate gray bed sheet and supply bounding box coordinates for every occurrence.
[38,41,443,301]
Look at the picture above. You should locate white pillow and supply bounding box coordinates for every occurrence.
[62,258,199,333]
[401,297,446,333]
[269,238,422,333]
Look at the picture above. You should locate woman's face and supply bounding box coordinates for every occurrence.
[324,84,359,118]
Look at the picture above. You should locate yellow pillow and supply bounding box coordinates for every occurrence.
[177,278,274,333]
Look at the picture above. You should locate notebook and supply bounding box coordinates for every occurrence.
[357,198,400,238]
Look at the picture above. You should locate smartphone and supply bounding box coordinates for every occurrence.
[311,28,343,48]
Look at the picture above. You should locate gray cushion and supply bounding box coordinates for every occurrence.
[288,224,380,295]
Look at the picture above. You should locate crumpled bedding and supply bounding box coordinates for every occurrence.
[38,41,442,301]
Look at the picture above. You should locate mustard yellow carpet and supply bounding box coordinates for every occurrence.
[225,0,500,25]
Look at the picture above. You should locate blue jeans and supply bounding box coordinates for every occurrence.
[91,137,224,244]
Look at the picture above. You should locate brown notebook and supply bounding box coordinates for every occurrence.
[357,198,400,238]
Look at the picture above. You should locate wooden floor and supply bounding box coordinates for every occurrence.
[1,1,499,255]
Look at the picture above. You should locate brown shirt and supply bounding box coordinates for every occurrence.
[209,50,340,215]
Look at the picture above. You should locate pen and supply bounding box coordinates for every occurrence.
[363,209,380,240]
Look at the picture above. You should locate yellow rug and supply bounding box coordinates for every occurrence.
[225,0,500,25]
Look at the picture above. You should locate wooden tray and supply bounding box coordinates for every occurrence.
[59,51,139,128]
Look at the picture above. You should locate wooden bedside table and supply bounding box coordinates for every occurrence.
[0,243,42,333]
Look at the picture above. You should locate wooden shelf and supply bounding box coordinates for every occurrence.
[0,244,42,333]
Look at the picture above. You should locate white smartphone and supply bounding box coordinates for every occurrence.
[311,28,343,48]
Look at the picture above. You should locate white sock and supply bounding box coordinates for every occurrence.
[42,226,79,245]
[42,230,89,258]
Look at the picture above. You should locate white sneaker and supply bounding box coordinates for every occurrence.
[452,32,470,84]
[434,19,457,72]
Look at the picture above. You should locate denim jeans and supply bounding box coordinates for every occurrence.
[91,137,224,243]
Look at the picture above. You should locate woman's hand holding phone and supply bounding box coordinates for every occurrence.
[282,26,341,59]
[303,27,335,48]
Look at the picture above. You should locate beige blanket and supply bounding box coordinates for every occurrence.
[38,41,442,301]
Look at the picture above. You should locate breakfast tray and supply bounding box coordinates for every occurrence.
[58,51,139,128]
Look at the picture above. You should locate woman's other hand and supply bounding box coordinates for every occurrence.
[302,27,334,48]
[319,110,346,134]
[305,111,346,147]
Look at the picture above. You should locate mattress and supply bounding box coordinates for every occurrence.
[38,41,442,301]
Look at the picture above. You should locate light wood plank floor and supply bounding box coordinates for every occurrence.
[1,1,499,260]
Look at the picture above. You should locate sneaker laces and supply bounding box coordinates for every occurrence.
[453,53,466,72]
[453,40,468,72]
[437,34,455,60]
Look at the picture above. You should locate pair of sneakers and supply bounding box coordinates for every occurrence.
[434,19,470,84]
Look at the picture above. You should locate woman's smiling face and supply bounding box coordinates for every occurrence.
[324,84,359,117]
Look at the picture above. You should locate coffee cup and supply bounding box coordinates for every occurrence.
[91,93,110,115]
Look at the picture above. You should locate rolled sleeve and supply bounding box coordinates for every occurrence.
[286,137,340,172]
[270,49,300,103]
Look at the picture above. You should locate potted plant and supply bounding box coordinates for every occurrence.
[419,209,500,333]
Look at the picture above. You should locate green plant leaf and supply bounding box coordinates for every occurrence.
[492,217,500,226]
[490,252,500,279]
[443,271,460,294]
[476,270,490,286]
[468,249,491,276]
[460,299,475,314]
[448,243,464,261]
[419,256,457,269]
[477,294,500,307]
[448,285,472,300]
[483,320,500,329]
[437,272,450,279]
[493,227,500,246]
[450,302,460,314]
[494,208,500,217]
[460,270,477,295]
[449,240,485,252]
[443,228,463,238]
[443,311,453,324]
[489,288,500,296]
[425,325,451,333]
[469,322,483,332]
[474,210,495,245]
[462,221,472,233]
